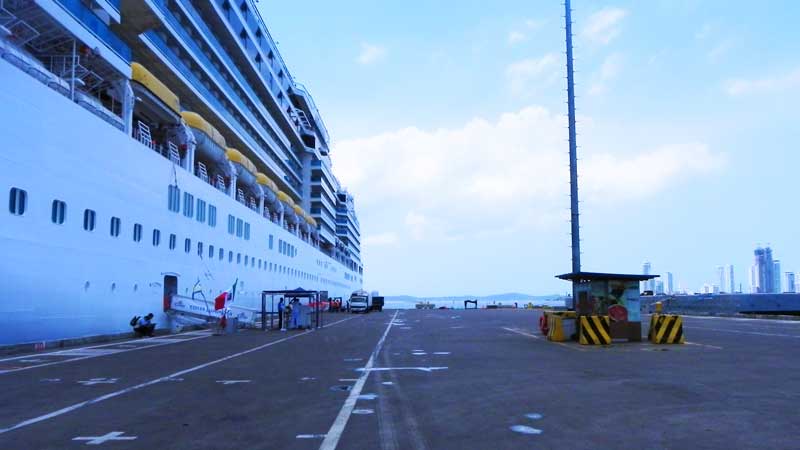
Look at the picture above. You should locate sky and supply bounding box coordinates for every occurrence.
[258,1,800,296]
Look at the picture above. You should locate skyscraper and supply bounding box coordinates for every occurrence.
[785,272,796,294]
[642,261,653,292]
[753,246,774,293]
[726,265,735,293]
[749,264,759,293]
[773,260,781,293]
[666,272,674,295]
[717,266,726,293]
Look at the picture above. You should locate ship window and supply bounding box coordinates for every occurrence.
[258,259,262,269]
[9,188,27,215]
[269,234,273,249]
[244,222,250,240]
[51,200,66,224]
[168,185,180,213]
[183,193,194,218]
[251,257,255,267]
[236,218,243,237]
[133,223,142,242]
[219,248,224,260]
[228,251,233,262]
[237,253,241,264]
[197,241,203,257]
[185,238,191,253]
[196,199,206,223]
[153,229,161,247]
[228,215,235,234]
[208,205,217,227]
[169,234,176,250]
[209,245,214,258]
[110,217,121,237]
[244,255,249,265]
[83,209,96,231]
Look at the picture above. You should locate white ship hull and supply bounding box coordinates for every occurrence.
[0,60,361,345]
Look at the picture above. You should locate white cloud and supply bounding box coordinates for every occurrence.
[725,68,800,96]
[507,31,526,45]
[507,19,545,45]
[581,7,628,45]
[707,40,733,62]
[363,232,399,247]
[588,53,622,95]
[356,43,386,65]
[334,106,725,243]
[505,53,560,95]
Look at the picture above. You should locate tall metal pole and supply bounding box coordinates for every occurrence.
[565,0,581,275]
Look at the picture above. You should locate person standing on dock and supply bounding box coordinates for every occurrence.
[278,297,285,331]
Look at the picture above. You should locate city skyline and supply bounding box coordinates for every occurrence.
[644,244,798,295]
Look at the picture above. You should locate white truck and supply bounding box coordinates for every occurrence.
[349,290,372,313]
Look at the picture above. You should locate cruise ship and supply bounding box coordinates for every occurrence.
[0,0,363,345]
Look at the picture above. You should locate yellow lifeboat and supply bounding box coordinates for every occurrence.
[278,191,299,225]
[181,111,229,174]
[226,148,257,187]
[255,172,278,207]
[131,63,180,114]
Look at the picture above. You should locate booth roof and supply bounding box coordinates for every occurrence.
[556,272,659,282]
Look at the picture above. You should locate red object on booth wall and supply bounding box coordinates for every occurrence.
[608,304,628,322]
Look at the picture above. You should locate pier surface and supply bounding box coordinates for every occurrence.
[1,310,799,449]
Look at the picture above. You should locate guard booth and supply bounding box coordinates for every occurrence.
[260,289,324,331]
[556,272,658,342]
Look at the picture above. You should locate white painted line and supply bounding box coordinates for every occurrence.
[688,326,800,339]
[356,367,448,373]
[503,327,586,352]
[381,381,393,385]
[681,315,800,324]
[338,378,358,382]
[72,431,137,444]
[0,334,212,375]
[432,352,451,355]
[684,341,724,350]
[510,425,542,435]
[297,434,327,439]
[0,316,355,435]
[319,311,398,450]
[78,378,119,386]
[357,393,377,400]
[352,409,374,415]
[216,380,251,385]
[525,413,543,420]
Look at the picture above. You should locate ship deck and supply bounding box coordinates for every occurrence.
[1,309,799,449]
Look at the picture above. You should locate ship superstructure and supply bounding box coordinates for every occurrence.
[0,0,362,344]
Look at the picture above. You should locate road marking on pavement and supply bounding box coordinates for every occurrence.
[356,367,448,373]
[19,359,44,363]
[686,326,800,339]
[502,327,587,352]
[320,310,398,450]
[412,352,426,356]
[510,425,542,435]
[300,377,316,381]
[381,381,393,385]
[0,333,212,375]
[0,316,356,435]
[525,413,543,420]
[432,352,451,355]
[684,341,724,350]
[352,409,374,415]
[297,434,327,439]
[338,378,358,382]
[78,378,119,386]
[72,431,137,445]
[216,380,251,385]
[40,378,61,383]
[343,358,363,362]
[357,393,377,400]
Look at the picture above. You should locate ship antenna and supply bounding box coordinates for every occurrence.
[565,0,581,274]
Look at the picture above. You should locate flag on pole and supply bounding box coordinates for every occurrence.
[214,279,238,310]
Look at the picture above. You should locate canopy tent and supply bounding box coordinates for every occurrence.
[260,288,326,330]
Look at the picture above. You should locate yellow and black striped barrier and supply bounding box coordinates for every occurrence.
[649,314,685,344]
[579,315,611,345]
[547,313,575,342]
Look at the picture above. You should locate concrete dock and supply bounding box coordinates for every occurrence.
[1,310,799,449]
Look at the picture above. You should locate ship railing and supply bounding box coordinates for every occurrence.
[196,161,209,183]
[167,141,181,165]
[215,175,226,193]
